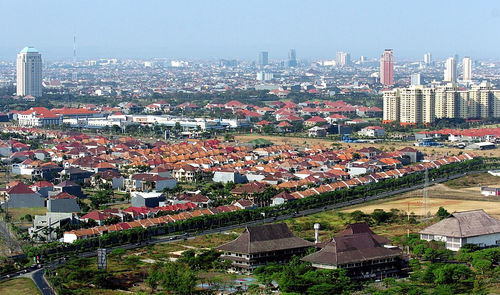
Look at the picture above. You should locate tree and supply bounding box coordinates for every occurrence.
[146,268,161,293]
[472,259,491,275]
[437,207,450,220]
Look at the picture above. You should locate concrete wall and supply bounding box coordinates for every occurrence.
[48,198,81,213]
[155,179,177,191]
[7,193,44,208]
[131,196,165,208]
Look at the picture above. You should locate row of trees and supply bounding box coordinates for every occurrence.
[22,158,492,261]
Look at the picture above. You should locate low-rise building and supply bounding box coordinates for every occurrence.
[481,187,500,197]
[131,192,165,208]
[420,210,500,251]
[302,223,403,280]
[359,126,385,137]
[47,192,81,213]
[4,182,44,208]
[216,223,313,273]
[213,170,248,184]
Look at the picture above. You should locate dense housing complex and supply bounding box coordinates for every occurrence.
[383,82,500,125]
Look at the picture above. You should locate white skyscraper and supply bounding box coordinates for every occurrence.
[462,57,472,82]
[424,53,431,65]
[444,57,456,83]
[16,46,42,97]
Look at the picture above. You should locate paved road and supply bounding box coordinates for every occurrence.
[31,269,55,295]
[0,171,474,294]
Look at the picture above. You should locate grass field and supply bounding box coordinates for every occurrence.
[0,278,41,295]
[6,207,46,226]
[445,172,500,189]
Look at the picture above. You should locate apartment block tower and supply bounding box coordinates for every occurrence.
[383,82,500,125]
[16,46,42,97]
[462,57,472,82]
[380,49,394,86]
[444,57,457,83]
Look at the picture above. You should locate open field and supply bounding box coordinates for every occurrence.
[445,172,500,189]
[6,207,46,226]
[0,278,41,295]
[232,133,500,158]
[340,197,500,218]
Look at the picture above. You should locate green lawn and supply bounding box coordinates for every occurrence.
[6,207,46,223]
[0,278,41,295]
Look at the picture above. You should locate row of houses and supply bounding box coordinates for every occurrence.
[63,204,242,243]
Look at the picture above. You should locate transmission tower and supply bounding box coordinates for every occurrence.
[72,33,78,81]
[422,169,429,217]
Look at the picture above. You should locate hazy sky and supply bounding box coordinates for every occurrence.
[1,0,499,61]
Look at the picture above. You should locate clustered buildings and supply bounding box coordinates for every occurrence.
[383,82,500,125]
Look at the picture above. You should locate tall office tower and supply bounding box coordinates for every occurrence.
[382,89,400,123]
[410,73,422,86]
[360,56,366,63]
[424,53,432,65]
[259,51,268,68]
[288,49,297,67]
[443,57,457,83]
[336,52,351,67]
[16,46,42,97]
[380,49,394,86]
[462,57,472,82]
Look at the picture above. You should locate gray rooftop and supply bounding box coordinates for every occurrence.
[419,209,500,238]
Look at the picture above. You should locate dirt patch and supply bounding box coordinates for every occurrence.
[341,197,500,218]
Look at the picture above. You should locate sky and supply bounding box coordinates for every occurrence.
[1,0,499,61]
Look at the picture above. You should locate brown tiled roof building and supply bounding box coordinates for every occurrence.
[302,223,403,280]
[216,223,313,273]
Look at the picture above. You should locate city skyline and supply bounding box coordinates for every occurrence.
[1,0,500,60]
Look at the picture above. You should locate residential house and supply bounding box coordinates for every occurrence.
[47,192,81,213]
[213,170,248,184]
[90,170,125,190]
[131,192,165,208]
[51,180,84,198]
[4,182,44,208]
[30,181,54,198]
[172,165,200,182]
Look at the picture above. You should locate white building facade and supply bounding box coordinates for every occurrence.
[16,47,42,97]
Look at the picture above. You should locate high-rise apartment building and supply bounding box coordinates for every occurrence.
[16,46,42,97]
[382,89,400,123]
[380,49,394,86]
[400,87,422,125]
[259,51,268,68]
[336,52,351,67]
[383,83,500,125]
[444,57,457,83]
[288,49,297,67]
[410,73,422,86]
[462,57,472,82]
[424,53,432,65]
